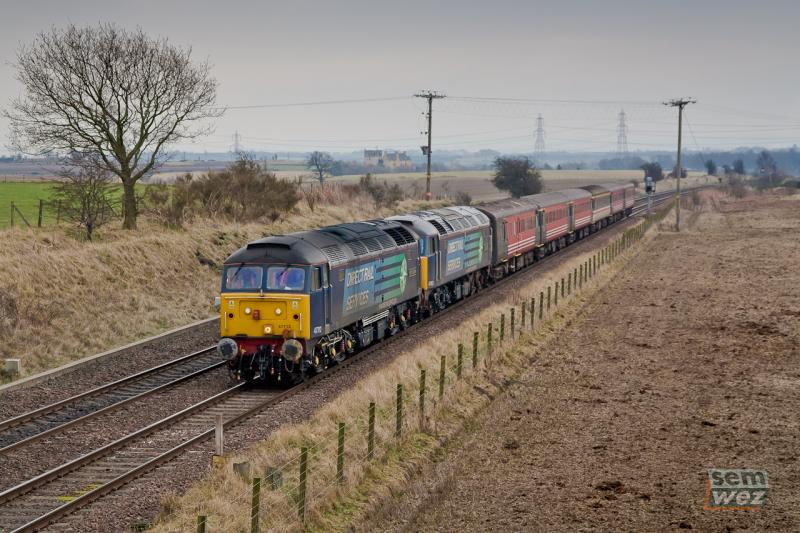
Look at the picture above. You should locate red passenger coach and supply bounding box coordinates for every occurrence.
[581,184,612,226]
[562,189,593,234]
[532,192,570,244]
[603,182,628,215]
[475,198,540,274]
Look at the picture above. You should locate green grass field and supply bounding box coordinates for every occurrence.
[0,181,156,229]
[0,182,56,228]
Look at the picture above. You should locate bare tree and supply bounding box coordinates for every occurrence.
[3,24,220,229]
[306,151,334,185]
[52,161,119,241]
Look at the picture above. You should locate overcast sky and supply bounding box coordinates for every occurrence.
[1,0,799,155]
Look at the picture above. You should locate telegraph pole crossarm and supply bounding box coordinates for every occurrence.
[663,97,696,231]
[414,90,446,200]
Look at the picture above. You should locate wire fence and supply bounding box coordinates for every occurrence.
[192,207,672,533]
[0,199,62,229]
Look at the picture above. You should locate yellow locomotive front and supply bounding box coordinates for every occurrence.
[218,263,312,382]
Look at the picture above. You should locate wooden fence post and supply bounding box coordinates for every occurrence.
[554,282,558,306]
[472,332,479,368]
[395,384,403,438]
[561,278,565,299]
[419,368,426,429]
[530,297,535,330]
[251,477,261,533]
[337,423,346,484]
[37,199,43,228]
[510,308,515,338]
[10,202,14,227]
[500,313,505,341]
[439,355,446,399]
[521,300,526,328]
[487,323,493,357]
[547,286,551,312]
[457,344,463,378]
[367,402,376,460]
[567,272,571,295]
[538,292,544,320]
[298,447,308,521]
[196,515,207,533]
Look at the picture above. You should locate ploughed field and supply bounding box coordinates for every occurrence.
[371,191,800,531]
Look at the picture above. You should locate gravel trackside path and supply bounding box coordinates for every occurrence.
[378,192,800,532]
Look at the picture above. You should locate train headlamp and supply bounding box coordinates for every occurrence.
[281,339,303,363]
[263,325,272,334]
[217,338,239,360]
[275,308,282,316]
[244,307,252,315]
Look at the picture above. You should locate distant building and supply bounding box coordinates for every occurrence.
[363,149,413,170]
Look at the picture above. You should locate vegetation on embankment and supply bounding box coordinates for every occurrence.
[0,184,445,378]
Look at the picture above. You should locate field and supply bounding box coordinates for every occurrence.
[327,169,708,202]
[355,190,800,531]
[0,169,711,229]
[0,181,55,228]
[0,181,156,229]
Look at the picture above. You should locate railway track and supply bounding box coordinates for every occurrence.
[0,187,698,532]
[0,347,222,455]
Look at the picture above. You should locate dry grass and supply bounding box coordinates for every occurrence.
[0,190,447,377]
[150,213,665,533]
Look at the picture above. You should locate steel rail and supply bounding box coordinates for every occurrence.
[0,346,216,434]
[0,383,248,507]
[0,359,226,455]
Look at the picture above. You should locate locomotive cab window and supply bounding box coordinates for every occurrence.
[223,265,263,291]
[266,266,306,291]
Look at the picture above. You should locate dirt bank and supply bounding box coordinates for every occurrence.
[365,191,800,532]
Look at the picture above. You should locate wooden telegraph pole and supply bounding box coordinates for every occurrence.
[415,90,446,200]
[663,98,696,231]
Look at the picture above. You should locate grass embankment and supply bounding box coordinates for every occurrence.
[151,209,667,533]
[0,188,444,377]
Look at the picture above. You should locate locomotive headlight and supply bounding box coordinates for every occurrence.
[244,307,252,315]
[217,338,239,360]
[281,339,303,363]
[263,325,272,334]
[275,308,282,316]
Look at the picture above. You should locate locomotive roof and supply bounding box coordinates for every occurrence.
[224,220,418,267]
[391,206,489,236]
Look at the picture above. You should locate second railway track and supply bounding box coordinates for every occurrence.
[0,347,223,454]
